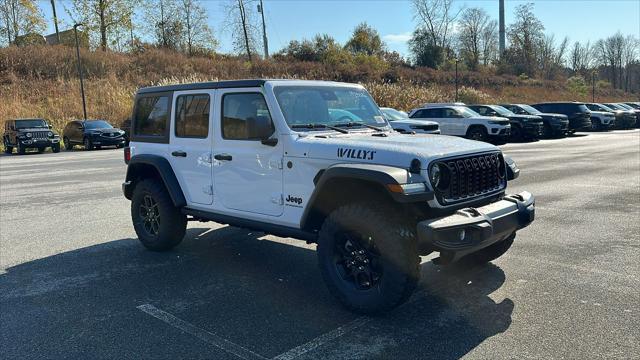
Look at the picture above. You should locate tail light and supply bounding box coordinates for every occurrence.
[124,146,131,164]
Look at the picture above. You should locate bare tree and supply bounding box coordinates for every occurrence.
[621,35,639,91]
[457,7,495,70]
[0,0,45,46]
[506,3,545,76]
[223,0,260,60]
[480,20,498,66]
[144,0,182,49]
[596,33,625,88]
[411,0,461,52]
[68,0,134,51]
[180,0,217,55]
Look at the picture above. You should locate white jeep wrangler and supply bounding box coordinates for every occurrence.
[122,80,535,313]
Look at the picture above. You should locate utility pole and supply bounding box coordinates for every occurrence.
[455,58,460,101]
[499,0,505,57]
[50,0,61,43]
[592,71,596,102]
[74,24,88,121]
[258,0,269,58]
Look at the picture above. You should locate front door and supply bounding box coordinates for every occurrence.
[212,88,283,216]
[168,91,214,205]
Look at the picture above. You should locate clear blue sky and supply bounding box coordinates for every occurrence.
[38,0,640,56]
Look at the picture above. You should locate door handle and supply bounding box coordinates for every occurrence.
[214,153,232,161]
[171,150,187,157]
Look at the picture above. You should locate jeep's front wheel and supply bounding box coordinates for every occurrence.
[131,179,187,251]
[317,203,419,314]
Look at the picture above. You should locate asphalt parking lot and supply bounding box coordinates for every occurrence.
[1,130,639,359]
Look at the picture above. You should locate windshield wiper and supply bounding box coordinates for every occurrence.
[290,123,349,134]
[334,122,385,132]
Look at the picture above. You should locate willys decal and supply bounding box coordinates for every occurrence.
[337,148,377,160]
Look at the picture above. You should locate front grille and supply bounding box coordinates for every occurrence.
[101,132,122,138]
[32,131,49,139]
[433,152,506,205]
[411,124,438,131]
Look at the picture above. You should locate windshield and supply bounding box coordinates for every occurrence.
[596,104,614,112]
[455,106,481,118]
[381,108,408,121]
[518,104,542,115]
[15,119,47,129]
[617,103,633,110]
[604,103,623,110]
[273,86,388,130]
[488,105,515,117]
[84,120,113,129]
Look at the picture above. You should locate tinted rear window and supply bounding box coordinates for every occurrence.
[134,96,169,137]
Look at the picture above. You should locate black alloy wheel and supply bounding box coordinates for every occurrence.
[139,194,160,236]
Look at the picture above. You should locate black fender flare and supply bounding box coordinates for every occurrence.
[300,163,433,229]
[123,154,186,207]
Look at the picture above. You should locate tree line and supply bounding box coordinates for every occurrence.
[1,0,638,92]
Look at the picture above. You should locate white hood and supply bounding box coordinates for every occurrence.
[294,131,498,169]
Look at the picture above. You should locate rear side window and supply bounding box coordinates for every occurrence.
[134,96,169,137]
[410,110,425,118]
[222,93,273,140]
[175,94,210,138]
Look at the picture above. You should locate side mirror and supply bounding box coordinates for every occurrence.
[247,116,277,146]
[48,124,53,129]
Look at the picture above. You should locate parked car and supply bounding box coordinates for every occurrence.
[2,118,61,154]
[500,104,569,138]
[614,103,640,127]
[602,103,637,129]
[584,103,616,130]
[380,107,440,135]
[468,104,543,141]
[63,119,126,150]
[122,79,535,314]
[530,102,592,133]
[623,102,640,110]
[408,105,510,143]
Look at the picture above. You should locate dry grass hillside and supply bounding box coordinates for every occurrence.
[1,45,635,137]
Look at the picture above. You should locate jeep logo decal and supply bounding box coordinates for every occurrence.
[337,148,376,160]
[285,195,303,207]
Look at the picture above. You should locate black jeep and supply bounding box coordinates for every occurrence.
[3,118,61,154]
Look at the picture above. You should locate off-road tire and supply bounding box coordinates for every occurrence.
[461,233,515,265]
[466,126,488,142]
[131,179,186,251]
[17,143,26,155]
[52,143,61,153]
[64,137,73,150]
[317,202,420,314]
[84,137,94,151]
[37,147,45,153]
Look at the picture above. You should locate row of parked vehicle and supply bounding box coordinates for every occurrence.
[381,101,640,143]
[2,100,639,155]
[2,118,127,154]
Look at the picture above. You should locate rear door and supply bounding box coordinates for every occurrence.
[168,91,214,205]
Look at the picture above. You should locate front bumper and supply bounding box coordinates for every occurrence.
[569,118,592,132]
[416,191,535,260]
[91,136,125,146]
[19,138,60,147]
[523,123,544,137]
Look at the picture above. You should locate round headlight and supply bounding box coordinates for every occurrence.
[429,164,442,188]
[48,131,53,137]
[26,133,32,138]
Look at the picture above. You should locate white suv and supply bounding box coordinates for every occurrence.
[122,80,535,313]
[408,105,511,143]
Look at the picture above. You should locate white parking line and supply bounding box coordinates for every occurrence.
[271,316,371,360]
[137,304,268,360]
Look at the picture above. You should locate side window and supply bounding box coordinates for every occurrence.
[175,94,210,138]
[427,109,442,118]
[222,93,273,140]
[134,96,169,137]
[474,107,488,115]
[411,110,425,118]
[443,109,459,118]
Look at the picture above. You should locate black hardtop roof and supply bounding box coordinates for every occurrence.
[531,101,586,105]
[137,79,283,95]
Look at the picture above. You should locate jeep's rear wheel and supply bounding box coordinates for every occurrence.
[317,203,419,314]
[466,126,488,142]
[131,179,187,251]
[52,143,61,153]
